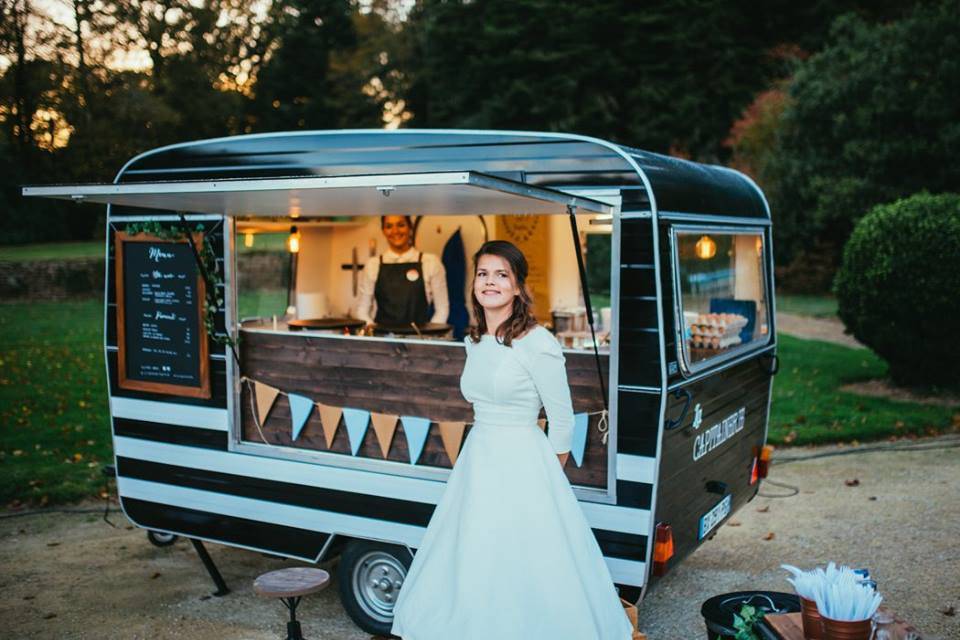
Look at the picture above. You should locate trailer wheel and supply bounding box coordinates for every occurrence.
[337,539,412,635]
[146,530,179,547]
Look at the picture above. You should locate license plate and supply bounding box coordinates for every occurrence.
[698,495,732,540]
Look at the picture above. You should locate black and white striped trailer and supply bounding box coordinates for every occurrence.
[24,130,778,635]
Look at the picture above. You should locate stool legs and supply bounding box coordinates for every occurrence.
[281,596,304,640]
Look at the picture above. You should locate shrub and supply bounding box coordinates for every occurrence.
[835,193,960,387]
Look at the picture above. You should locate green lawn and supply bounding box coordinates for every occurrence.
[0,241,106,262]
[2,301,955,506]
[768,334,957,445]
[776,294,839,318]
[0,299,110,506]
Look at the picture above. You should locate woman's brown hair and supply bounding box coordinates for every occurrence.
[468,240,537,346]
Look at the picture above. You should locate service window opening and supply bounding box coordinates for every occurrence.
[674,228,771,373]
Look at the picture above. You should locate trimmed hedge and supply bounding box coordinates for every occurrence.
[835,193,960,387]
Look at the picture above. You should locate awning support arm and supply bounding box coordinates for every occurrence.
[567,204,608,413]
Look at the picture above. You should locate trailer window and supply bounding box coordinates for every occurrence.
[673,229,770,373]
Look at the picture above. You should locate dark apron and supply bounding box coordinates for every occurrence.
[374,253,431,325]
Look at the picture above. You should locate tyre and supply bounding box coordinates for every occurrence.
[146,530,179,547]
[337,539,412,635]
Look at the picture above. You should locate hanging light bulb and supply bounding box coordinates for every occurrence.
[244,231,255,248]
[695,235,716,259]
[287,226,301,254]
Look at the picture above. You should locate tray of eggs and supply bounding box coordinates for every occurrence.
[684,312,748,351]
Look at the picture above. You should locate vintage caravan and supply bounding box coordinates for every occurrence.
[24,130,778,634]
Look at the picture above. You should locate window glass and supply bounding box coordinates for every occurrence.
[675,230,770,371]
[236,231,291,321]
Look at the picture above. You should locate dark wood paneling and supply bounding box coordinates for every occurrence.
[239,331,610,487]
[653,359,773,575]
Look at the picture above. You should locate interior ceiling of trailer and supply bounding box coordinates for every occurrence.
[22,171,612,216]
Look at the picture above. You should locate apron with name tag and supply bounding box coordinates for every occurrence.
[374,253,431,325]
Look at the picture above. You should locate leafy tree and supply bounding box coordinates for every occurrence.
[768,1,960,266]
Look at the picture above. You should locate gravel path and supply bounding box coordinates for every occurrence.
[3,437,958,639]
[776,312,864,349]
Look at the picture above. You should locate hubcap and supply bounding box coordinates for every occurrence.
[352,550,407,622]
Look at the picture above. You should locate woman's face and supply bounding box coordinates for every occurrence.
[382,216,412,252]
[474,254,519,311]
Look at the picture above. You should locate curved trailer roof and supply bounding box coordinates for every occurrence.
[24,130,769,219]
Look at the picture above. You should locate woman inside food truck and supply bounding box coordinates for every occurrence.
[353,215,449,326]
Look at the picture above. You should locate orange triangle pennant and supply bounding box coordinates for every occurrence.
[438,421,466,466]
[316,403,343,448]
[370,412,399,458]
[253,381,280,426]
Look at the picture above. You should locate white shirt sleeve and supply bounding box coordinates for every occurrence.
[353,257,379,323]
[520,328,574,454]
[424,253,449,324]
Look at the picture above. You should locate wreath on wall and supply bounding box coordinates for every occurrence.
[124,220,237,348]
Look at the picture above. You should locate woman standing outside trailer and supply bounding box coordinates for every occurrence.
[354,215,449,326]
[391,240,633,640]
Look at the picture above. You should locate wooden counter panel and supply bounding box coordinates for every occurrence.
[239,330,610,487]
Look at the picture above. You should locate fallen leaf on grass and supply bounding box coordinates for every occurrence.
[150,572,162,580]
[845,478,860,487]
[726,521,741,527]
[756,505,770,513]
[46,542,60,547]
[941,606,955,617]
[43,613,57,620]
[23,595,35,600]
[762,532,775,541]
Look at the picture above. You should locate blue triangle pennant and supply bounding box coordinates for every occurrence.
[342,408,371,456]
[401,417,432,465]
[571,413,589,467]
[289,393,314,441]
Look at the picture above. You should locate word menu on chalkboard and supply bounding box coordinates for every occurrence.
[115,231,211,398]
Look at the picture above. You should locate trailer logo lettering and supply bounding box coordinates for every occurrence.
[693,407,746,461]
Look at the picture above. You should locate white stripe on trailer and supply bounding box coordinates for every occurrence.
[115,436,445,504]
[110,397,228,431]
[616,454,656,484]
[604,557,648,586]
[118,477,428,547]
[115,437,651,535]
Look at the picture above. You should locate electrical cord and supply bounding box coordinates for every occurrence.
[758,478,800,498]
[773,435,960,466]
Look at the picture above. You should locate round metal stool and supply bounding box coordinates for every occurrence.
[253,567,331,640]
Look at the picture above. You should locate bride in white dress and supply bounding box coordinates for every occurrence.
[391,240,633,640]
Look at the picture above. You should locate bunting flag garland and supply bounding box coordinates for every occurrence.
[342,408,371,456]
[288,393,314,441]
[370,412,399,458]
[401,417,431,465]
[243,376,608,467]
[571,413,589,467]
[254,381,280,426]
[438,421,466,465]
[316,403,343,448]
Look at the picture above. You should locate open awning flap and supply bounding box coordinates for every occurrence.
[21,171,613,217]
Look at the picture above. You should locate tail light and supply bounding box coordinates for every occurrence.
[749,457,759,485]
[758,445,774,479]
[652,523,675,577]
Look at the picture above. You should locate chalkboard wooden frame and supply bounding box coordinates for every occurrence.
[115,231,212,398]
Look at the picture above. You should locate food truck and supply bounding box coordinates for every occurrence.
[24,129,778,634]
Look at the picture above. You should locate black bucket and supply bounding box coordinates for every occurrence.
[700,591,800,640]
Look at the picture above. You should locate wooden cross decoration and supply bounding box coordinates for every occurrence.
[341,246,364,295]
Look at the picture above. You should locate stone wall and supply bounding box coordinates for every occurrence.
[0,252,289,301]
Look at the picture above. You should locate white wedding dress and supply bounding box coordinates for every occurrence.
[391,326,633,640]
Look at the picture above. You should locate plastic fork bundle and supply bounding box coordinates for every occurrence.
[782,562,882,622]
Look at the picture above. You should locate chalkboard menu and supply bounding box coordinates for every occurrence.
[115,231,211,398]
